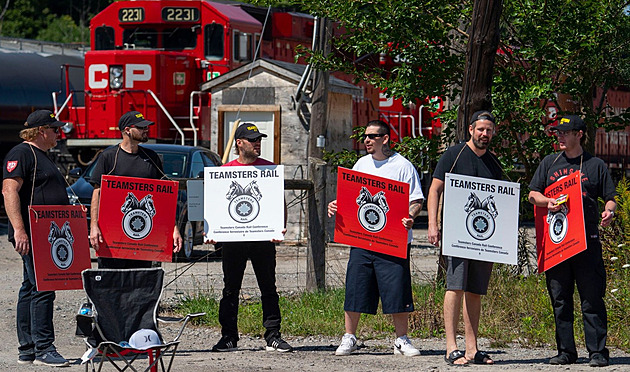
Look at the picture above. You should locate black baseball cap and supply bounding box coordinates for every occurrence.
[470,110,496,125]
[552,115,586,132]
[25,110,65,128]
[234,123,267,140]
[118,111,154,131]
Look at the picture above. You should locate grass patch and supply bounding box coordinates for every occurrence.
[175,268,629,353]
[176,284,445,340]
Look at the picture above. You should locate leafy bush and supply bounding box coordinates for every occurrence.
[600,177,630,351]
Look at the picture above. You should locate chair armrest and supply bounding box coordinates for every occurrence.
[158,313,206,342]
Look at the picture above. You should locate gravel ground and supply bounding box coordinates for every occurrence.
[0,228,628,371]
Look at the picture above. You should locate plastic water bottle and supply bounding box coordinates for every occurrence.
[78,302,93,316]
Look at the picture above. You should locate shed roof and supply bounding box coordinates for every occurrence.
[200,58,361,97]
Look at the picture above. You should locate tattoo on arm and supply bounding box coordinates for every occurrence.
[408,200,423,218]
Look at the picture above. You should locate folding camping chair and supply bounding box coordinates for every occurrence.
[77,268,205,372]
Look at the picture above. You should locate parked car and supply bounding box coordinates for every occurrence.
[66,144,222,260]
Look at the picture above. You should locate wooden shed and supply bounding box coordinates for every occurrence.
[200,58,361,241]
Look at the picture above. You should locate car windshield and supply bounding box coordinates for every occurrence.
[160,152,187,178]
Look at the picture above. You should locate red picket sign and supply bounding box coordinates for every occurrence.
[535,172,587,273]
[334,167,410,258]
[97,175,178,262]
[29,205,91,291]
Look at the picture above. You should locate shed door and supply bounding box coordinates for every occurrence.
[223,111,276,163]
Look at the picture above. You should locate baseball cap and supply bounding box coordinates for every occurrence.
[24,110,66,128]
[118,111,154,131]
[470,110,496,125]
[234,123,267,140]
[552,115,586,132]
[128,329,161,350]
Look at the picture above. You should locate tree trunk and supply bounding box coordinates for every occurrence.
[456,0,503,141]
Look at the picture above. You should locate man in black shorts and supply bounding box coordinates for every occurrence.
[528,115,616,367]
[89,111,182,268]
[427,111,501,366]
[2,110,70,366]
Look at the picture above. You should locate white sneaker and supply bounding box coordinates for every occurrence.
[394,335,420,357]
[335,333,357,356]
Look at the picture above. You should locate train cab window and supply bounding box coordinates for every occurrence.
[122,28,158,49]
[204,24,224,60]
[164,28,197,50]
[95,26,115,50]
[233,30,253,62]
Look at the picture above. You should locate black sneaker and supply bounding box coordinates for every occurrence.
[212,336,238,352]
[266,335,292,352]
[33,350,70,367]
[17,353,35,365]
[549,353,576,365]
[589,353,609,367]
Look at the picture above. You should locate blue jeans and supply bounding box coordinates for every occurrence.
[16,250,56,357]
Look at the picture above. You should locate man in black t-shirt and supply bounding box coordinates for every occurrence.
[529,115,616,367]
[89,111,182,268]
[427,111,502,366]
[2,110,70,367]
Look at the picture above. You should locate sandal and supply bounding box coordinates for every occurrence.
[471,350,494,365]
[445,349,469,366]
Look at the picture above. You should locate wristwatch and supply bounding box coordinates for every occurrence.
[606,209,615,216]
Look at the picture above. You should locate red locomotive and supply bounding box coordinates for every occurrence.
[56,0,263,163]
[54,0,440,164]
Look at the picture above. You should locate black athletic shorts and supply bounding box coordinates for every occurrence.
[343,246,414,314]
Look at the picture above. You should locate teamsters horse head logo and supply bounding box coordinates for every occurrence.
[356,187,389,233]
[121,193,156,240]
[464,192,498,241]
[546,203,569,244]
[48,221,74,270]
[226,180,262,223]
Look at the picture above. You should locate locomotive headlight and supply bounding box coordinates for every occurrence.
[110,65,123,89]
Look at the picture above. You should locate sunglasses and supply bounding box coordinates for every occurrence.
[244,137,262,143]
[43,126,59,133]
[363,133,385,140]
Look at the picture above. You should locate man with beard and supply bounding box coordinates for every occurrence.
[210,123,292,353]
[2,110,70,366]
[328,120,424,357]
[89,111,182,268]
[427,111,501,366]
[528,115,616,367]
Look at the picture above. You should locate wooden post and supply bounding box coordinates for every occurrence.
[305,17,332,291]
[307,157,327,290]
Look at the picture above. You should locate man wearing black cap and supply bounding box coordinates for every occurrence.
[89,111,182,268]
[529,115,616,367]
[2,110,70,366]
[211,123,292,353]
[427,110,502,366]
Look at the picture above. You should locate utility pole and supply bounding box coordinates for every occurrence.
[306,17,331,290]
[455,0,503,142]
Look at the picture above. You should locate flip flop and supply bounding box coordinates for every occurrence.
[445,349,469,366]
[471,350,494,365]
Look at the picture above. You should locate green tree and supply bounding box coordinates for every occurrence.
[37,14,88,43]
[258,0,630,179]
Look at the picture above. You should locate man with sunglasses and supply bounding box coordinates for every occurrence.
[528,115,616,367]
[89,111,182,268]
[2,110,70,366]
[427,110,501,366]
[328,120,424,357]
[211,123,292,353]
